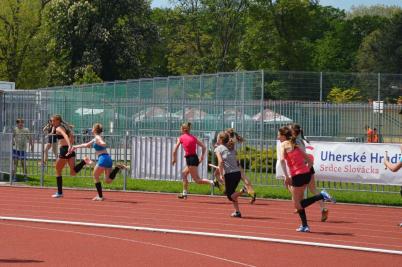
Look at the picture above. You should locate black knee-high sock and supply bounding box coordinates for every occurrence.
[109,166,120,180]
[74,160,86,173]
[56,176,63,194]
[95,182,103,198]
[298,209,308,227]
[301,194,324,209]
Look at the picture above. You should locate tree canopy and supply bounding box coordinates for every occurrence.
[0,0,401,89]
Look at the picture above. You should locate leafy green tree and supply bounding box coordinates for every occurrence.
[0,0,50,88]
[163,0,247,75]
[356,11,402,74]
[313,15,387,72]
[46,0,158,85]
[347,4,402,19]
[74,65,103,85]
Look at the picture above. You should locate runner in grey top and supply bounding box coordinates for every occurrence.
[214,144,240,174]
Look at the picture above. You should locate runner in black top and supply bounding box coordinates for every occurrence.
[50,114,91,198]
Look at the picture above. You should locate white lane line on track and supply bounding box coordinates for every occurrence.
[2,211,402,250]
[0,221,255,267]
[1,203,401,240]
[1,216,401,256]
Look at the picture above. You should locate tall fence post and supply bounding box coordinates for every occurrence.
[260,70,264,141]
[123,133,128,191]
[9,133,13,185]
[40,134,45,187]
[319,72,323,102]
[377,73,381,101]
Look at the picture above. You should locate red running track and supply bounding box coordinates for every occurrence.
[0,186,401,266]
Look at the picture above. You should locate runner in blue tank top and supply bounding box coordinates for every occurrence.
[70,123,127,201]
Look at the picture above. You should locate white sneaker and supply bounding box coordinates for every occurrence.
[52,192,63,198]
[92,196,104,201]
[321,189,336,203]
[296,225,310,232]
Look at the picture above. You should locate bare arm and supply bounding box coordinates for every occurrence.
[279,142,291,187]
[196,139,206,162]
[73,139,95,150]
[215,150,224,180]
[384,160,402,172]
[172,139,181,165]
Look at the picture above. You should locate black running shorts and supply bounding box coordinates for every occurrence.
[224,171,241,201]
[59,146,76,159]
[185,154,199,166]
[291,172,311,187]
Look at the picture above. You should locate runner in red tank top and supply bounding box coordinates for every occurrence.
[278,126,335,233]
[172,122,220,199]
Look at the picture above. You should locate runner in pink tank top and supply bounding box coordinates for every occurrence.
[290,123,328,222]
[278,126,335,233]
[172,122,220,199]
[284,148,310,177]
[179,133,197,156]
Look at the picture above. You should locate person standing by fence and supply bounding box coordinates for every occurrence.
[278,126,335,232]
[12,118,33,182]
[365,125,374,143]
[172,122,220,199]
[42,119,58,164]
[51,114,90,198]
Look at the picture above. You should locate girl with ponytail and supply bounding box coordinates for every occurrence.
[278,126,335,232]
[290,124,329,222]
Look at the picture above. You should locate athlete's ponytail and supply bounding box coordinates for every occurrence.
[181,122,192,133]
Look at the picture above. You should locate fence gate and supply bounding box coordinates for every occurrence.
[0,133,12,181]
[131,136,209,181]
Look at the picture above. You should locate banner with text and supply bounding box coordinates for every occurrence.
[131,136,209,181]
[276,142,402,186]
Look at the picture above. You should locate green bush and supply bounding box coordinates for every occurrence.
[237,146,277,173]
[327,87,363,103]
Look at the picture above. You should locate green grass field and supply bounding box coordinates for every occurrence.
[4,168,401,207]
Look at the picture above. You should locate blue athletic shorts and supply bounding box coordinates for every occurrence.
[97,153,113,168]
[13,150,26,160]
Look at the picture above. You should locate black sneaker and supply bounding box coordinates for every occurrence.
[231,211,242,218]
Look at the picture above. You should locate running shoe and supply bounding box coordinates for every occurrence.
[321,208,329,222]
[92,196,104,201]
[116,163,128,170]
[83,156,93,165]
[400,223,402,227]
[231,211,242,218]
[296,225,310,232]
[177,193,188,199]
[52,192,63,198]
[213,178,222,192]
[249,192,257,204]
[321,189,336,203]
